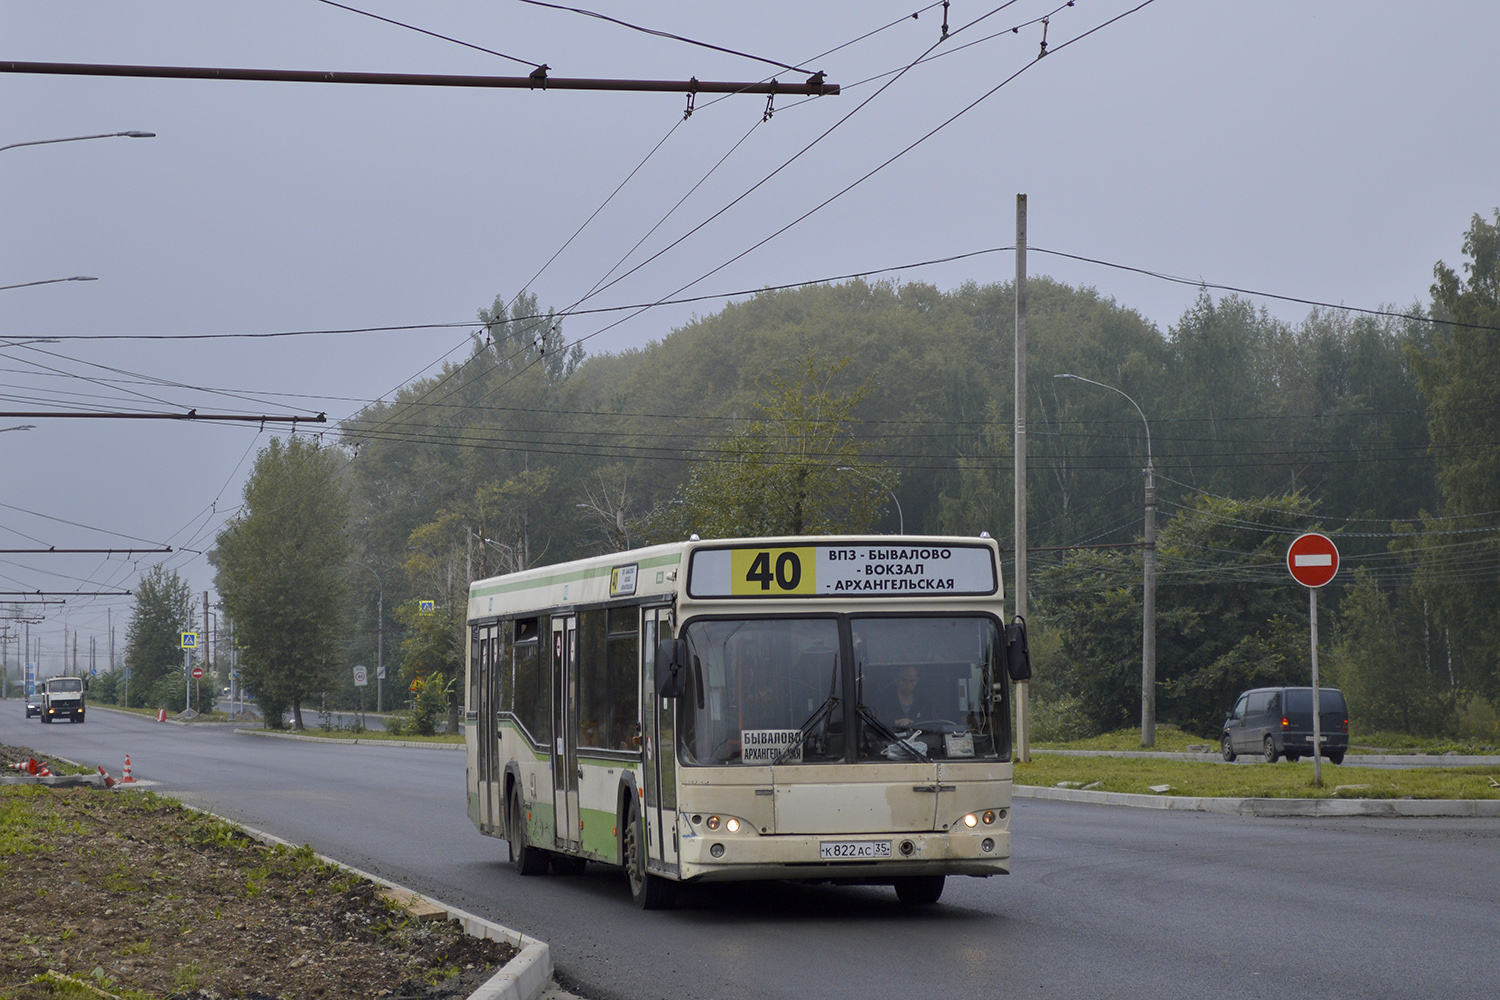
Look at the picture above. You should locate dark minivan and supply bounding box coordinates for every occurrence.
[1221,687,1348,764]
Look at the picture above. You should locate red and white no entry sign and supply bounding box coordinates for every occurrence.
[191,665,204,679]
[1287,532,1339,588]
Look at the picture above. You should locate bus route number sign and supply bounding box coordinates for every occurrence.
[732,547,815,595]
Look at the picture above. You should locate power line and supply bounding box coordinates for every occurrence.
[311,0,543,69]
[515,0,816,75]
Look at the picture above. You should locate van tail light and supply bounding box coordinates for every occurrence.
[1281,717,1290,728]
[1342,718,1349,733]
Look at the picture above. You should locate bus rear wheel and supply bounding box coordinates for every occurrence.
[893,875,945,905]
[623,806,676,910]
[508,790,549,876]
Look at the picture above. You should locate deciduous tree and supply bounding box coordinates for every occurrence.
[212,437,352,729]
[123,565,195,709]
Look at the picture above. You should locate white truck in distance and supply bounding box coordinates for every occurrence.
[40,676,86,724]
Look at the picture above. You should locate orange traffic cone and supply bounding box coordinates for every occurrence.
[156,708,166,723]
[36,762,52,777]
[97,765,117,788]
[121,755,136,783]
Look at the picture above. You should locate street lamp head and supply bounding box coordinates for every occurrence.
[121,131,156,138]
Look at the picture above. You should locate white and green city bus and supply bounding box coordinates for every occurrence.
[464,534,1030,908]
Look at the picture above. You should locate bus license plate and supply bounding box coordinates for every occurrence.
[820,840,891,860]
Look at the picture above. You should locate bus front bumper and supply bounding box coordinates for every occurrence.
[675,828,1011,883]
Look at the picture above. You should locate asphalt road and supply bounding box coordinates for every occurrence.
[7,703,1498,1000]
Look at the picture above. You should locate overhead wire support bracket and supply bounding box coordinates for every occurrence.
[0,61,840,97]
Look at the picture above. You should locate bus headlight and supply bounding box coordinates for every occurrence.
[962,813,979,828]
[705,815,744,833]
[982,810,996,825]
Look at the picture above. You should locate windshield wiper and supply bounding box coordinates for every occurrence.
[772,695,839,765]
[857,704,930,762]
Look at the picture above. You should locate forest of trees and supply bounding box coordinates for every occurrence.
[113,211,1500,740]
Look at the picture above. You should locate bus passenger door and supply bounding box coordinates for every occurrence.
[643,609,679,872]
[551,617,580,852]
[476,625,499,832]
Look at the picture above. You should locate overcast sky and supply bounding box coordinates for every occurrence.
[3,0,1497,675]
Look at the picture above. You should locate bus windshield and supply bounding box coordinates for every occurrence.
[677,614,1006,765]
[679,618,844,766]
[853,616,1004,761]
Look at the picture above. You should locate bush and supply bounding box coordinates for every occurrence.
[1455,694,1499,742]
[1026,695,1098,743]
[89,670,122,705]
[407,672,452,736]
[149,675,187,714]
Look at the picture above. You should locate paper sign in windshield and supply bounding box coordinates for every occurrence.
[741,729,803,763]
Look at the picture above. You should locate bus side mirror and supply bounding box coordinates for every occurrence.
[1004,617,1032,682]
[656,638,687,699]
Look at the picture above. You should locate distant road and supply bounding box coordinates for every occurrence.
[5,704,1498,1000]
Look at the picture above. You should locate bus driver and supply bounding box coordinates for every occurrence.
[878,665,929,729]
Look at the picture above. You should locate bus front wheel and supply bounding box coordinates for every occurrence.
[508,790,549,876]
[623,806,676,910]
[893,875,945,905]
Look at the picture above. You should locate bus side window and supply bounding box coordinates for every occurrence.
[513,617,545,744]
[607,607,640,750]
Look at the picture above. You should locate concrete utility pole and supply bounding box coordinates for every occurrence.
[1013,194,1030,763]
[204,591,212,697]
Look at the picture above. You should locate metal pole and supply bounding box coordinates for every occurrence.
[1013,193,1030,763]
[377,588,384,714]
[1142,459,1157,746]
[1311,588,1323,788]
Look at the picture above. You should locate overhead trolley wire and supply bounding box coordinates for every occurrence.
[514,0,817,75]
[312,0,544,69]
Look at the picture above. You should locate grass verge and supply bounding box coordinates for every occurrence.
[1015,754,1500,799]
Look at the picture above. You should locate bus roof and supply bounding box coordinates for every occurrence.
[467,535,1003,622]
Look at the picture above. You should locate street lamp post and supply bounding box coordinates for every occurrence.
[837,466,904,534]
[1054,373,1157,747]
[0,131,155,155]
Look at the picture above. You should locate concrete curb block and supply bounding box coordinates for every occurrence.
[1,772,107,787]
[1015,784,1500,817]
[234,728,465,751]
[173,801,553,1000]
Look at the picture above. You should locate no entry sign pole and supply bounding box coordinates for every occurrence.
[1287,533,1339,787]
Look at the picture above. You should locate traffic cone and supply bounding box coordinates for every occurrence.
[97,765,117,788]
[36,762,52,777]
[156,708,166,722]
[121,756,136,783]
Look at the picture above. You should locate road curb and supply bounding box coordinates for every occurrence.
[174,801,553,1000]
[1015,783,1500,817]
[234,728,464,751]
[1033,748,1500,766]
